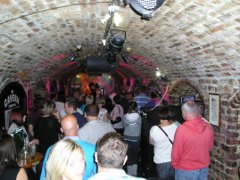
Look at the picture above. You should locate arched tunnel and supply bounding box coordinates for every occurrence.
[0,0,239,179]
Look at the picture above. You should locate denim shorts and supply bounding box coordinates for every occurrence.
[175,168,208,180]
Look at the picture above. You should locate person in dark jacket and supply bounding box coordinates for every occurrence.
[34,100,60,155]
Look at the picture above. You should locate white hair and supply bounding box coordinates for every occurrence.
[181,100,199,114]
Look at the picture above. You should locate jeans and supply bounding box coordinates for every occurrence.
[175,168,208,180]
[156,162,175,180]
[125,140,140,165]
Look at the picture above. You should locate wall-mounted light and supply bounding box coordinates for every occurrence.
[108,3,119,13]
[76,44,82,50]
[102,39,107,46]
[101,5,122,26]
[100,14,111,24]
[156,68,161,77]
[113,12,122,26]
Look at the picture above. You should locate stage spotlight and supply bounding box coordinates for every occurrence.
[109,35,125,53]
[127,0,165,20]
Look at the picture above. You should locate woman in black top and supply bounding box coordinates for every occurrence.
[34,100,60,155]
[0,129,28,180]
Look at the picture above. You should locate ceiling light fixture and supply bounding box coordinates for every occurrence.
[113,12,122,26]
[76,44,82,50]
[100,14,111,24]
[97,0,127,68]
[102,39,107,46]
[108,4,119,13]
[125,0,165,20]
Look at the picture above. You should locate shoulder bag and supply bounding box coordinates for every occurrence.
[111,106,122,125]
[158,126,173,145]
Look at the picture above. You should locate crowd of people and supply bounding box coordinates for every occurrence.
[1,85,214,180]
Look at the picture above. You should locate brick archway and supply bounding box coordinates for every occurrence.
[169,79,203,105]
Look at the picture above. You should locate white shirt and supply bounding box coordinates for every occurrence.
[110,105,124,129]
[89,169,146,180]
[98,108,107,121]
[149,122,179,164]
[8,123,29,145]
[55,101,66,118]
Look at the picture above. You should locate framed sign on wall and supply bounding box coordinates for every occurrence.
[179,95,195,104]
[209,93,220,127]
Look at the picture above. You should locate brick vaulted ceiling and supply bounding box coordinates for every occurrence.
[0,0,240,83]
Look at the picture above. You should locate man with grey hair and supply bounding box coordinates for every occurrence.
[171,100,214,180]
[89,132,146,180]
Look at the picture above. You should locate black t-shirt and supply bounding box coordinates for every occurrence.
[34,115,60,155]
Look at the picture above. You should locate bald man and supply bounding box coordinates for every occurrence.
[40,115,96,180]
[60,114,79,136]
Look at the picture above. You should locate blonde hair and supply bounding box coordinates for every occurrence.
[42,100,56,116]
[96,96,105,106]
[46,139,84,180]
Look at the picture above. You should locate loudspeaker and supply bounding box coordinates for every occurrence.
[86,56,115,74]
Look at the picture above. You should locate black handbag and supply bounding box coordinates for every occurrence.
[111,106,122,124]
[111,116,122,124]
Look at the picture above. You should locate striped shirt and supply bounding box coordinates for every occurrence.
[134,93,150,112]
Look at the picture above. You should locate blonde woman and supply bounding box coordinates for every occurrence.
[96,96,108,122]
[46,139,85,180]
[34,100,60,155]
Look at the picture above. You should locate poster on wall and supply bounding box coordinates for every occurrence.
[180,95,196,104]
[209,93,220,127]
[0,82,27,130]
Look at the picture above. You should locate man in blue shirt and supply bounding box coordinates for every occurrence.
[64,97,87,128]
[134,86,150,112]
[40,115,96,180]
